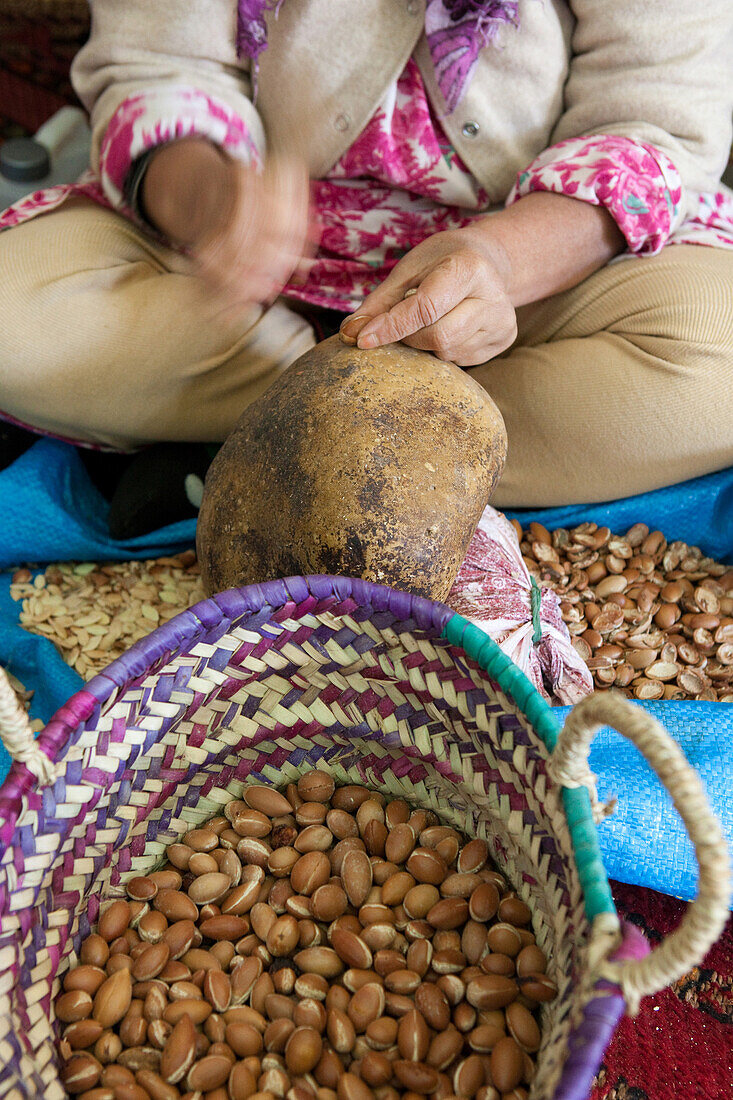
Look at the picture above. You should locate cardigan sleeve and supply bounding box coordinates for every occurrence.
[506,134,683,255]
[70,0,265,219]
[507,0,733,253]
[551,0,733,198]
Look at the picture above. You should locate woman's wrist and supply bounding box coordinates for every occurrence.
[466,192,625,307]
[140,138,236,246]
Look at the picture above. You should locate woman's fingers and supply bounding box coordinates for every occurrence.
[352,260,472,348]
[395,297,513,366]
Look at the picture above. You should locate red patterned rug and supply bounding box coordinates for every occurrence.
[2,13,732,1100]
[594,883,733,1100]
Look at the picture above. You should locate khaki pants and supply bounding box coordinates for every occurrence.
[1,199,732,507]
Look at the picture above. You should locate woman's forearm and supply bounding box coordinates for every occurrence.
[471,192,626,308]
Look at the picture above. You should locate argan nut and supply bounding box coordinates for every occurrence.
[94,1030,123,1064]
[341,850,373,908]
[427,1027,464,1070]
[466,975,518,1011]
[516,946,547,977]
[347,983,385,1032]
[327,1008,356,1054]
[297,771,336,803]
[490,1035,524,1092]
[290,851,330,895]
[153,891,198,923]
[135,1069,180,1100]
[498,896,532,927]
[99,901,131,943]
[457,839,489,874]
[381,871,415,907]
[188,873,231,906]
[337,1072,374,1100]
[294,947,344,979]
[267,915,300,957]
[163,999,212,1025]
[486,923,522,958]
[60,1053,103,1094]
[160,1015,197,1083]
[397,1009,430,1061]
[229,1061,258,1100]
[295,825,334,853]
[505,1002,541,1053]
[406,849,447,886]
[186,1054,232,1091]
[148,871,182,891]
[226,1022,264,1058]
[126,877,158,903]
[517,974,558,1002]
[139,912,169,945]
[468,884,500,923]
[330,929,372,971]
[415,983,451,1030]
[57,991,95,1024]
[393,1060,439,1093]
[81,935,110,969]
[427,897,469,930]
[132,943,170,982]
[285,1026,323,1074]
[204,969,232,1013]
[311,883,348,922]
[244,784,293,816]
[93,969,132,1028]
[199,915,250,940]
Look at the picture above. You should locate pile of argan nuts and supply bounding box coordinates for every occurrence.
[513,520,733,701]
[57,773,556,1100]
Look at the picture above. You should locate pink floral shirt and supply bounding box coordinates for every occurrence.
[2,59,732,317]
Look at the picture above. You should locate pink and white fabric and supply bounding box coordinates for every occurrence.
[448,507,594,705]
[288,58,491,311]
[507,135,684,255]
[98,85,262,214]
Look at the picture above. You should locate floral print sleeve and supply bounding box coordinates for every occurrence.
[506,135,683,255]
[98,84,262,219]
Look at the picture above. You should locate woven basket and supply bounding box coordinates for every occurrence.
[0,576,728,1100]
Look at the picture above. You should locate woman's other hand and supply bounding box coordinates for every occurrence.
[338,226,517,367]
[142,138,313,314]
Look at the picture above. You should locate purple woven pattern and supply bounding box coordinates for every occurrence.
[0,577,614,1098]
[554,923,651,1100]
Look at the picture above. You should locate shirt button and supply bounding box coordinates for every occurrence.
[334,113,351,132]
[462,121,480,138]
[406,0,420,14]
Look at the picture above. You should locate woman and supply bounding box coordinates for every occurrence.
[0,0,732,516]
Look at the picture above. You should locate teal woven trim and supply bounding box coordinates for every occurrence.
[442,612,615,922]
[529,577,543,644]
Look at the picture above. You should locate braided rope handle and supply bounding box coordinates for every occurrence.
[0,665,58,784]
[548,692,731,1013]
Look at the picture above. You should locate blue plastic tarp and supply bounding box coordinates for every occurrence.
[0,438,731,903]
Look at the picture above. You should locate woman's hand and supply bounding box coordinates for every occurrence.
[142,138,313,314]
[339,225,518,367]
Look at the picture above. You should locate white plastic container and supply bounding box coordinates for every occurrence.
[0,106,91,213]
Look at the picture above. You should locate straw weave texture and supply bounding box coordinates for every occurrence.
[0,588,601,1099]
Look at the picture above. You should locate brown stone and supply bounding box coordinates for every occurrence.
[197,336,507,600]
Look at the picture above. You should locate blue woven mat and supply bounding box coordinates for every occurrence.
[0,438,731,903]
